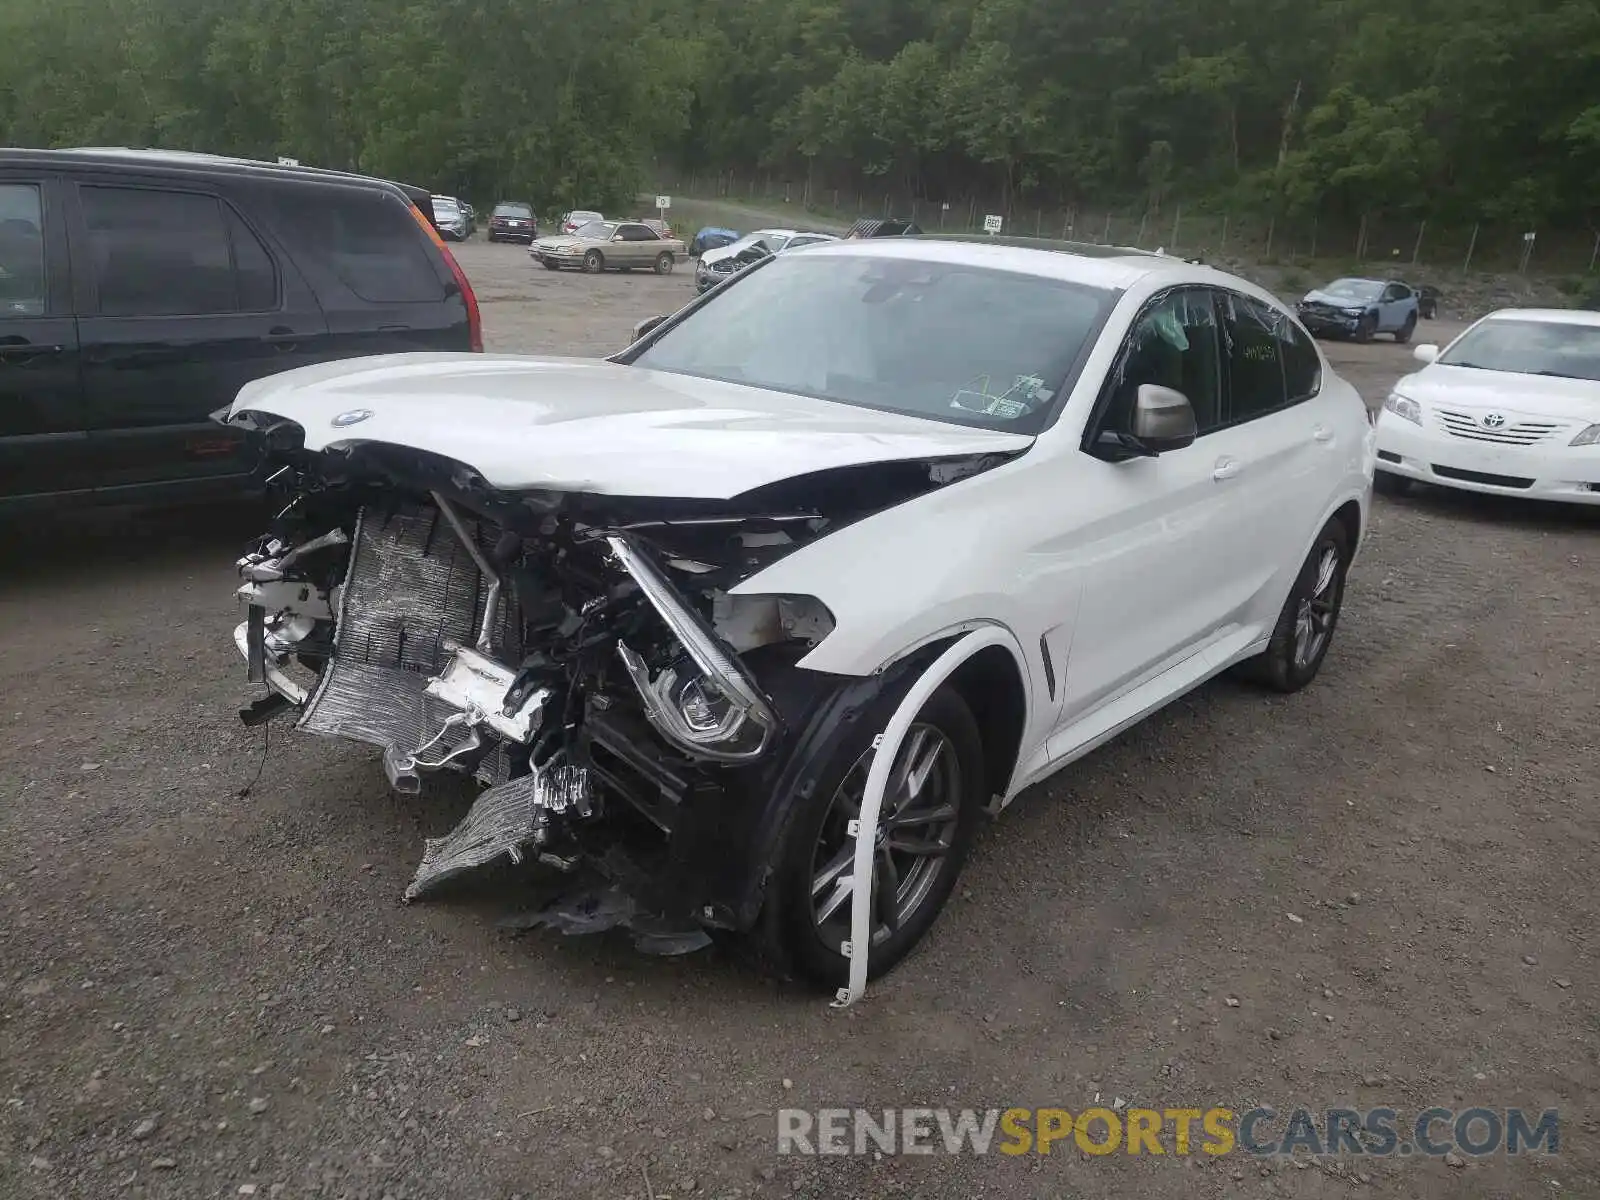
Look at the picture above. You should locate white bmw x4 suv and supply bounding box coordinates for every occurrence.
[224,238,1374,1004]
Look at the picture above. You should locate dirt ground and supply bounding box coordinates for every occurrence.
[2,239,1596,1200]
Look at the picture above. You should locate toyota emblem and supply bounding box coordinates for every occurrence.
[1481,412,1507,429]
[331,408,374,428]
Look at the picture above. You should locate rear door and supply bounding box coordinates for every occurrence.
[615,223,659,266]
[1213,290,1338,630]
[0,172,88,501]
[71,177,331,492]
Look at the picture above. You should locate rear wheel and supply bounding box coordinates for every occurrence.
[1234,520,1351,694]
[754,685,986,989]
[582,249,604,273]
[654,252,675,275]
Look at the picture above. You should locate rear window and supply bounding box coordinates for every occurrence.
[494,203,532,218]
[273,187,445,303]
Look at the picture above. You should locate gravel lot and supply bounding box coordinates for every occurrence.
[2,239,1596,1199]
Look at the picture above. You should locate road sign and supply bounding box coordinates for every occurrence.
[983,214,1003,234]
[277,156,300,167]
[655,195,672,211]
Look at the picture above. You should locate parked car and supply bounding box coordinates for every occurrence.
[1417,285,1441,320]
[561,209,604,235]
[639,217,675,239]
[0,148,481,512]
[1297,277,1419,343]
[431,195,470,241]
[221,238,1372,998]
[487,201,538,243]
[694,228,838,294]
[531,219,685,273]
[1374,308,1600,504]
[689,226,739,256]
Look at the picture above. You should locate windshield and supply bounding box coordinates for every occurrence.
[495,203,532,217]
[568,211,602,225]
[1319,278,1383,302]
[575,221,617,240]
[1438,318,1600,382]
[632,255,1116,432]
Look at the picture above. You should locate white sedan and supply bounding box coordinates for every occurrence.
[222,238,1373,1004]
[1375,308,1600,504]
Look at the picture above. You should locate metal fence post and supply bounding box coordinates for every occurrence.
[1309,214,1318,260]
[1590,231,1599,272]
[1265,215,1275,260]
[1411,220,1426,265]
[1463,222,1479,271]
[1171,206,1182,252]
[1101,212,1111,243]
[1136,212,1148,246]
[1220,215,1229,253]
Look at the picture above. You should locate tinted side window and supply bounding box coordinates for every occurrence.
[1220,293,1288,421]
[621,224,656,242]
[82,186,237,317]
[1108,288,1224,435]
[226,207,278,311]
[0,183,46,317]
[1282,320,1322,402]
[271,187,444,303]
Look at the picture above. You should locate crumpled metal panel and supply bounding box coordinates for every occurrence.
[404,763,592,900]
[298,501,520,784]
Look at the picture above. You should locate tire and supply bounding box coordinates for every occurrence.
[1234,519,1351,694]
[582,249,604,273]
[1395,314,1417,344]
[1353,314,1376,343]
[753,684,986,989]
[654,252,675,275]
[1375,469,1413,497]
[542,260,560,271]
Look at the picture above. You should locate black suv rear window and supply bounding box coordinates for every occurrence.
[273,187,445,303]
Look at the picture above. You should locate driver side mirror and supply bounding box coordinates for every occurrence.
[1131,384,1198,452]
[612,232,627,242]
[631,314,669,343]
[1412,344,1439,365]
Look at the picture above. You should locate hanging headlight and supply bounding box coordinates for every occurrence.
[606,534,780,762]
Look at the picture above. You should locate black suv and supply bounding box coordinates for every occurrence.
[0,148,483,511]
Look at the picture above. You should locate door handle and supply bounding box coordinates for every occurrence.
[264,327,301,353]
[1212,459,1242,482]
[0,343,64,364]
[1313,424,1334,443]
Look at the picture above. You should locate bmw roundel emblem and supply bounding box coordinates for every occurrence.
[1481,412,1507,429]
[331,408,374,428]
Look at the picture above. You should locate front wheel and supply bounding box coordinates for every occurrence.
[582,249,604,273]
[654,252,675,275]
[1353,314,1376,343]
[754,684,986,989]
[1395,313,1417,343]
[541,259,560,270]
[1234,520,1351,693]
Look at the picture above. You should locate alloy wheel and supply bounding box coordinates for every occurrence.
[808,724,961,950]
[1293,543,1342,669]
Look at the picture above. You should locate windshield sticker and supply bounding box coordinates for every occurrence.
[950,374,1051,419]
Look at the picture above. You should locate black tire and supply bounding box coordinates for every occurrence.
[753,684,986,989]
[1395,313,1417,344]
[582,249,604,274]
[1353,314,1376,343]
[1234,520,1351,694]
[542,259,560,271]
[1375,470,1413,497]
[654,252,675,275]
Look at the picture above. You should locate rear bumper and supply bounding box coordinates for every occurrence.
[1375,412,1600,504]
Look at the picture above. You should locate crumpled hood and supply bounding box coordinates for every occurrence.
[1397,365,1600,422]
[1302,288,1375,309]
[228,353,1035,498]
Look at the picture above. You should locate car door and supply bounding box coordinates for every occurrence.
[1056,286,1261,725]
[0,172,90,502]
[1378,283,1409,331]
[1212,290,1339,630]
[71,178,331,493]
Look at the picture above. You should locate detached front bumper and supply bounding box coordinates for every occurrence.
[1375,412,1600,504]
[1298,308,1362,336]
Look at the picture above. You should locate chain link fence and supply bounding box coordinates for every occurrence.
[662,169,1600,277]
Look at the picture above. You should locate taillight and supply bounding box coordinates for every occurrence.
[406,200,484,352]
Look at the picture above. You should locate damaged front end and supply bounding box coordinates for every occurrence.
[231,430,1010,952]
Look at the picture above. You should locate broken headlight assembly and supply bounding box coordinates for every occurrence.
[606,533,782,762]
